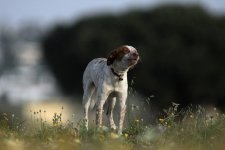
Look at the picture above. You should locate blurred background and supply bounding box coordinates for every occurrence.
[0,0,225,123]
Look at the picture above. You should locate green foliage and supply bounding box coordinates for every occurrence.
[1,104,225,150]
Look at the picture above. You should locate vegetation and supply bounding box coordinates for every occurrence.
[0,104,225,150]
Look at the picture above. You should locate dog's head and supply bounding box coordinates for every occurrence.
[107,45,139,68]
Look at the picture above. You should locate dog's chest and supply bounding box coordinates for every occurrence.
[102,74,128,92]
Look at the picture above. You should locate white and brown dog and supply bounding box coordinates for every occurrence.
[82,45,139,134]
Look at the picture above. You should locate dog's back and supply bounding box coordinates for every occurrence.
[82,58,107,109]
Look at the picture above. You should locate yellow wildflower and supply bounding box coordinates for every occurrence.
[159,118,165,123]
[124,133,129,138]
[74,139,80,144]
[110,132,119,139]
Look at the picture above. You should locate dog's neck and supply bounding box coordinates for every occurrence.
[111,68,124,81]
[110,61,129,81]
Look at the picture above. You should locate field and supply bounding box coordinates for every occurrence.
[0,103,225,150]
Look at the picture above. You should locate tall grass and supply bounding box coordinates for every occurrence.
[0,103,225,150]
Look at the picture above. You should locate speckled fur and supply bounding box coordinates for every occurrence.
[82,45,139,134]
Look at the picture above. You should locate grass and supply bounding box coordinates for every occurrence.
[0,103,225,150]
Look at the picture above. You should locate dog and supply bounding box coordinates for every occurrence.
[82,45,139,134]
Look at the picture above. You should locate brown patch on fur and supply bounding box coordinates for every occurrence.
[107,45,130,65]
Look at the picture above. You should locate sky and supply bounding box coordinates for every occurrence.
[0,0,225,28]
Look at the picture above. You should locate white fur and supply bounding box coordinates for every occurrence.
[82,45,139,134]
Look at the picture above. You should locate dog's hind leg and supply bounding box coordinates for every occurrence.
[82,81,95,130]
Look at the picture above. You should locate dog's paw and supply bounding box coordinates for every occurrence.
[83,119,88,130]
[110,124,117,130]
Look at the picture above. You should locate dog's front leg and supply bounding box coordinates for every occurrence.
[107,97,117,130]
[118,93,127,135]
[96,91,108,128]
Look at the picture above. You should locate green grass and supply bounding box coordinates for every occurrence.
[0,104,225,150]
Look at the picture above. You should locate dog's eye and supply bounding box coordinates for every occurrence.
[123,48,130,54]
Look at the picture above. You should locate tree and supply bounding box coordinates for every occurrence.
[42,5,225,110]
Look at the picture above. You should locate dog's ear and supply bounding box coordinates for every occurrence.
[107,49,117,65]
[107,45,129,66]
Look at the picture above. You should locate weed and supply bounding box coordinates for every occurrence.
[0,104,225,150]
